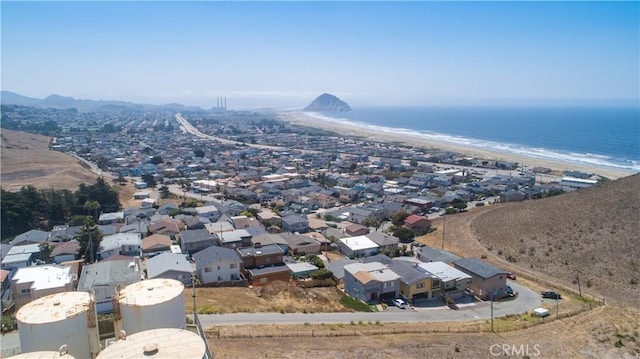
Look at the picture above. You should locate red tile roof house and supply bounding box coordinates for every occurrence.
[404,214,431,235]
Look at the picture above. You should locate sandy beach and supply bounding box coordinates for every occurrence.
[277,111,636,180]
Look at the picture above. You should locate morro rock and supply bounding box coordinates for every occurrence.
[304,93,352,112]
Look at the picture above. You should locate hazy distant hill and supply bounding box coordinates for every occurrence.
[0,90,204,113]
[472,174,640,307]
[304,93,352,112]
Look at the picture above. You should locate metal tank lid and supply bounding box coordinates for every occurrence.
[16,291,91,324]
[96,328,205,359]
[118,278,184,307]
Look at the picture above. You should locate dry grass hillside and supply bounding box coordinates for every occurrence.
[471,174,640,308]
[0,129,98,191]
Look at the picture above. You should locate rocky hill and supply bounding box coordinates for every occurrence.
[304,93,352,112]
[471,174,640,308]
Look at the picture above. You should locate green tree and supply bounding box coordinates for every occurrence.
[159,185,170,199]
[141,174,157,188]
[310,268,334,280]
[193,149,205,158]
[391,211,408,227]
[83,200,101,221]
[364,217,381,230]
[304,254,325,269]
[38,242,55,263]
[393,227,415,243]
[75,218,104,264]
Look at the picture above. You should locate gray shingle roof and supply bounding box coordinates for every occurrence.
[453,258,508,279]
[192,246,240,268]
[180,229,214,244]
[418,245,461,263]
[77,259,141,290]
[388,260,437,286]
[146,252,193,279]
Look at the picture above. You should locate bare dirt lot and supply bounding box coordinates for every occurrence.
[184,284,351,314]
[0,129,98,191]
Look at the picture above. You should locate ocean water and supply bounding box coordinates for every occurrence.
[305,106,640,173]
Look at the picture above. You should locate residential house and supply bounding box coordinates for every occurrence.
[77,257,142,313]
[0,269,10,295]
[98,212,125,225]
[287,262,318,279]
[195,205,221,222]
[250,234,290,255]
[192,246,242,284]
[230,216,262,230]
[388,259,439,301]
[1,244,41,270]
[145,252,193,285]
[417,245,461,264]
[346,207,376,225]
[50,240,80,264]
[338,236,379,258]
[419,261,472,299]
[217,200,247,217]
[10,229,49,246]
[345,224,369,237]
[453,258,509,300]
[365,231,399,255]
[149,219,181,237]
[141,234,172,258]
[327,258,358,287]
[215,229,252,249]
[343,262,400,303]
[404,214,431,235]
[11,265,74,309]
[179,229,216,255]
[48,225,81,243]
[256,209,282,227]
[246,265,291,287]
[237,244,284,269]
[157,203,179,216]
[281,214,309,233]
[98,233,142,260]
[280,234,321,256]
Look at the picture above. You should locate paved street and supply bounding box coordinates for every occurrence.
[0,281,541,356]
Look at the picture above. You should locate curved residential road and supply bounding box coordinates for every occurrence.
[0,282,542,356]
[196,281,541,328]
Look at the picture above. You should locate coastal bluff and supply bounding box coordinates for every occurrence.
[304,93,352,112]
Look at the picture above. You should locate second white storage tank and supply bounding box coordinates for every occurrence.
[114,278,185,335]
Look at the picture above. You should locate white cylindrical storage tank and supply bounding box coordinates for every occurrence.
[116,278,185,335]
[96,328,205,359]
[6,350,76,359]
[16,292,99,359]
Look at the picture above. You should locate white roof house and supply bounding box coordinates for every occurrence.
[338,236,379,258]
[98,233,142,259]
[12,265,73,291]
[419,261,471,282]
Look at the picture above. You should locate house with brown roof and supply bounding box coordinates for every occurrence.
[141,234,172,258]
[148,219,182,237]
[404,214,431,235]
[50,240,80,264]
[345,224,369,237]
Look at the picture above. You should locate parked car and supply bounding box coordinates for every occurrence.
[507,273,517,280]
[541,291,562,299]
[393,298,407,309]
[505,285,514,296]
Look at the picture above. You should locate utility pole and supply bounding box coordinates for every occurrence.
[490,289,494,332]
[441,215,446,250]
[576,272,582,298]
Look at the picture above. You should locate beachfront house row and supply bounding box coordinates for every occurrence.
[343,262,400,303]
[453,258,509,300]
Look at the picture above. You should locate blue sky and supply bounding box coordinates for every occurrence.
[2,1,638,109]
